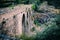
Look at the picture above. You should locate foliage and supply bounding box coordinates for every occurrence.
[9,4,15,9]
[45,0,60,8]
[32,4,37,11]
[20,34,35,40]
[15,0,21,4]
[34,17,60,40]
[34,19,41,26]
[31,27,35,32]
[55,14,60,27]
[31,0,42,11]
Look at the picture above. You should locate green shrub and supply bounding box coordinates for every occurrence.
[31,27,35,32]
[31,4,37,11]
[20,34,35,40]
[9,4,15,9]
[34,19,41,26]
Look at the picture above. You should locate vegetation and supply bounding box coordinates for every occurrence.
[32,4,37,11]
[19,14,60,40]
[0,0,60,8]
[0,0,60,40]
[46,0,60,8]
[15,33,35,40]
[55,14,60,27]
[31,27,35,32]
[34,19,41,26]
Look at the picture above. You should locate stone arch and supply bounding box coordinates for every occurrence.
[22,14,25,34]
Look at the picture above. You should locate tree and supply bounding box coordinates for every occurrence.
[45,0,60,8]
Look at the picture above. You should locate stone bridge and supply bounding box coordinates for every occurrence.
[0,4,32,36]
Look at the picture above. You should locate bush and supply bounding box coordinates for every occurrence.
[34,19,41,26]
[20,34,35,40]
[31,27,35,32]
[32,4,37,11]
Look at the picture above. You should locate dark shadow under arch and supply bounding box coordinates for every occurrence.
[22,14,25,34]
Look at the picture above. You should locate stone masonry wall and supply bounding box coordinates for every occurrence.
[0,5,32,36]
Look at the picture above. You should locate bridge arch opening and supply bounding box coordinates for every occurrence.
[22,14,25,34]
[27,12,28,18]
